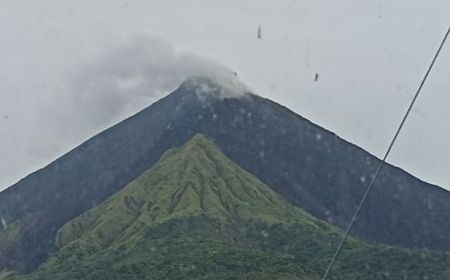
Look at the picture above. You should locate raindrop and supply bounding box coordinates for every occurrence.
[1,217,7,230]
[360,176,366,183]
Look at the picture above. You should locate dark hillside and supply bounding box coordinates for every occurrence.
[7,134,450,280]
[1,77,450,273]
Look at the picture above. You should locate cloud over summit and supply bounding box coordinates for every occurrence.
[66,36,246,128]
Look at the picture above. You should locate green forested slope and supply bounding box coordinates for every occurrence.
[5,134,450,280]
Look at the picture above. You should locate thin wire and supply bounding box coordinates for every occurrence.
[321,25,450,280]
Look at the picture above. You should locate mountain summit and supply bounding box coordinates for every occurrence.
[178,75,249,99]
[55,133,320,252]
[1,77,450,273]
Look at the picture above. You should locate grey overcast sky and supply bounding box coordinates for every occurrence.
[1,0,450,191]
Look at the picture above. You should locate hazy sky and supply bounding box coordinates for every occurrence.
[1,0,449,191]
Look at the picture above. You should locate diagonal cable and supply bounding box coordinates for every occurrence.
[321,24,450,280]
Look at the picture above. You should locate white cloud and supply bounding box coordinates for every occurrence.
[1,0,450,190]
[62,35,246,129]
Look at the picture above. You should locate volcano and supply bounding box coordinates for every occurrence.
[1,77,450,274]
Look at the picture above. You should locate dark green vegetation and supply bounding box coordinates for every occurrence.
[1,77,450,273]
[3,135,450,280]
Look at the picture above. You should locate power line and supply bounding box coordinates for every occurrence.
[321,24,450,280]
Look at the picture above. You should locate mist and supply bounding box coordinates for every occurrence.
[60,36,246,130]
[1,0,450,191]
[0,35,245,189]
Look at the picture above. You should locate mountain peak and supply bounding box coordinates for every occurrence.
[185,133,214,148]
[182,133,218,158]
[178,74,249,99]
[55,133,322,251]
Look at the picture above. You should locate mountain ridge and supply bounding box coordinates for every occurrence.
[4,134,450,280]
[54,133,335,252]
[1,77,450,273]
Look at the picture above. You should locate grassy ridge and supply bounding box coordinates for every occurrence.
[5,134,450,280]
[55,134,331,252]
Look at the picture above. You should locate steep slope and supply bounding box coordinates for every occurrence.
[54,133,320,251]
[1,77,450,273]
[7,134,450,280]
